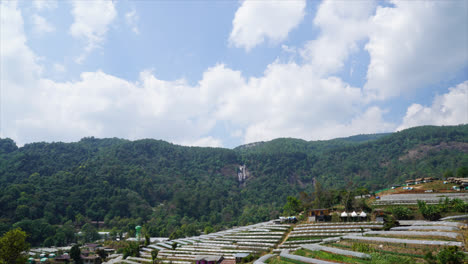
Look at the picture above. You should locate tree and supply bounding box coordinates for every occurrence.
[70,245,82,264]
[390,206,413,220]
[96,249,108,261]
[0,228,30,264]
[283,196,302,215]
[443,170,454,180]
[145,234,150,246]
[171,242,178,250]
[456,166,468,178]
[123,242,140,259]
[204,225,214,234]
[81,223,100,243]
[418,201,441,221]
[151,249,159,264]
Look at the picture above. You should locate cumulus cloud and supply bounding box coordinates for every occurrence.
[365,1,468,99]
[398,82,468,131]
[180,137,223,148]
[70,0,117,63]
[200,62,393,143]
[1,2,389,147]
[31,14,55,34]
[229,0,306,51]
[125,9,139,34]
[2,0,467,148]
[301,0,376,75]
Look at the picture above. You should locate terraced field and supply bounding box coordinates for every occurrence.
[372,192,468,205]
[104,221,290,264]
[104,219,467,264]
[277,221,466,264]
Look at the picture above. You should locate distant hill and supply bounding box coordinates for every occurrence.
[0,125,467,246]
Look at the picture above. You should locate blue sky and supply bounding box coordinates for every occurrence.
[1,0,467,148]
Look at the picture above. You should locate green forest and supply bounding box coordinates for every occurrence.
[0,124,467,246]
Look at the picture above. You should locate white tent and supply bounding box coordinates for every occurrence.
[351,211,358,217]
[359,211,367,217]
[340,212,348,217]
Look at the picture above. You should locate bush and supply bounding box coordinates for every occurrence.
[418,201,441,221]
[383,215,399,231]
[351,242,373,253]
[370,253,412,264]
[424,246,465,264]
[123,241,140,259]
[390,206,413,220]
[450,198,468,213]
[436,246,464,264]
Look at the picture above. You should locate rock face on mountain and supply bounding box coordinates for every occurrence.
[399,142,468,161]
[237,165,249,182]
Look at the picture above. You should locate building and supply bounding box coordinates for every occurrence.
[448,177,468,187]
[308,209,331,222]
[374,209,385,222]
[234,253,250,263]
[195,255,224,264]
[81,254,100,264]
[54,254,71,263]
[84,244,99,252]
[405,179,415,185]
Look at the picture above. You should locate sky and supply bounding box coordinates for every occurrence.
[1,0,467,148]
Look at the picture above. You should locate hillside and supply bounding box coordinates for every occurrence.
[0,124,467,246]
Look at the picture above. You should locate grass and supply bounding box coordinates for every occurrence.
[294,248,370,264]
[364,234,459,242]
[286,236,332,241]
[264,256,301,264]
[330,240,438,259]
[291,248,420,264]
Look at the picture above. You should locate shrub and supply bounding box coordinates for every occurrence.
[331,213,340,222]
[370,253,412,264]
[383,215,399,231]
[418,201,441,221]
[450,198,468,213]
[424,246,465,264]
[390,206,413,220]
[436,246,464,264]
[352,242,373,253]
[123,241,140,259]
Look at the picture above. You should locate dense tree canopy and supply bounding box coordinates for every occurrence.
[0,125,467,246]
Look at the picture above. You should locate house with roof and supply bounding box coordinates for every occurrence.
[195,255,224,264]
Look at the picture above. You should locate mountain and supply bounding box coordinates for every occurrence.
[0,125,467,246]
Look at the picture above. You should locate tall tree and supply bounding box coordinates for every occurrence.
[0,228,30,264]
[70,245,82,264]
[151,249,159,264]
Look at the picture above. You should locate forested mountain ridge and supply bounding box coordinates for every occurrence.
[0,124,467,246]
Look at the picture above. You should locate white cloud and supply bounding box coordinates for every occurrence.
[398,82,468,131]
[229,0,306,51]
[3,0,466,149]
[0,0,396,147]
[69,0,117,63]
[180,137,223,148]
[32,14,55,34]
[125,9,139,34]
[301,0,376,76]
[365,1,468,99]
[202,62,394,143]
[33,0,57,11]
[1,1,43,140]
